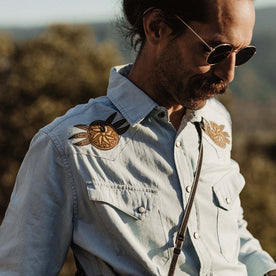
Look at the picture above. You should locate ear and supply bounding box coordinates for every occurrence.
[143,9,172,45]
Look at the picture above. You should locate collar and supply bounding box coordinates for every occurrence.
[106,64,214,127]
[107,64,158,126]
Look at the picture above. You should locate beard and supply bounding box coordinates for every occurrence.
[151,39,229,110]
[153,66,229,110]
[177,73,229,109]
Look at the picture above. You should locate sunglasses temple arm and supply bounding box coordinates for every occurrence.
[176,16,213,51]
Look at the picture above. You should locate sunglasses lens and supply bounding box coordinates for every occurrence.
[235,46,256,66]
[207,45,233,64]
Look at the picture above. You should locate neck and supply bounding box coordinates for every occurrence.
[167,105,186,130]
[128,55,186,130]
[128,50,154,98]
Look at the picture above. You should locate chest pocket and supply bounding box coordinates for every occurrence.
[86,181,157,220]
[86,181,170,264]
[212,171,245,263]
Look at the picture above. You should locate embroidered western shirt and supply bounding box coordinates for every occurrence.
[0,64,275,276]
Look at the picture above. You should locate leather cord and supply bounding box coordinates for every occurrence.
[168,122,204,276]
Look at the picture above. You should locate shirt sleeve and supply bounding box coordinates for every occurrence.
[238,205,276,276]
[222,103,276,275]
[0,131,75,275]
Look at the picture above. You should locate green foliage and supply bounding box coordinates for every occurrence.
[232,133,276,259]
[0,24,123,221]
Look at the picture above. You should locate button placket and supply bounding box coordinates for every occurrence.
[186,185,191,193]
[225,197,231,205]
[175,140,181,148]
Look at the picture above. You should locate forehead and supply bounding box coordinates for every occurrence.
[196,0,255,47]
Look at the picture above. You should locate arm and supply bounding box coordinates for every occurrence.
[0,131,75,275]
[222,103,276,275]
[238,205,276,276]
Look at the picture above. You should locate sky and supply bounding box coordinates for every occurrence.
[0,0,275,27]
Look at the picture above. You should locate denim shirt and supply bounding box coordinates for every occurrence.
[0,64,275,276]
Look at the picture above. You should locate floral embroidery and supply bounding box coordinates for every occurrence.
[69,113,130,150]
[204,120,230,149]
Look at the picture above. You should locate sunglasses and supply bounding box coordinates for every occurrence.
[176,15,257,66]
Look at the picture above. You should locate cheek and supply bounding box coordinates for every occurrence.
[178,40,208,67]
[179,65,211,88]
[188,55,212,74]
[180,42,212,74]
[178,49,212,76]
[197,65,212,74]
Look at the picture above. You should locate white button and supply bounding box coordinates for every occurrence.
[138,206,146,214]
[175,141,181,148]
[186,186,191,193]
[226,197,231,204]
[193,232,199,239]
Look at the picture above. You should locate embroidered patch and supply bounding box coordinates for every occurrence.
[69,113,130,150]
[203,120,230,149]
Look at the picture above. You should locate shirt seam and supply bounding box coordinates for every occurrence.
[44,100,98,133]
[40,130,79,225]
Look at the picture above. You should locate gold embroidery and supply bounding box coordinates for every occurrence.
[204,120,230,149]
[69,113,130,150]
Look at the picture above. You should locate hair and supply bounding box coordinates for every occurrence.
[121,0,210,51]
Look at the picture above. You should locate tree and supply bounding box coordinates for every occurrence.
[0,24,123,222]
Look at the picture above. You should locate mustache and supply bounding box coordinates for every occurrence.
[189,74,229,98]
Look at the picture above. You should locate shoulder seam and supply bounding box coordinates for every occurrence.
[40,130,79,226]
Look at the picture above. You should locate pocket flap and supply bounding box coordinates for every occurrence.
[86,181,158,220]
[213,171,245,210]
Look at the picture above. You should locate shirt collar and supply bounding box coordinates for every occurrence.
[107,64,209,126]
[107,64,158,126]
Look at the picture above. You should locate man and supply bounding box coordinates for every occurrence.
[0,0,275,275]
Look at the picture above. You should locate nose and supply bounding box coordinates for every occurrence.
[212,52,236,83]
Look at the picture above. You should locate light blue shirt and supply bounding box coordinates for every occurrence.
[0,64,275,275]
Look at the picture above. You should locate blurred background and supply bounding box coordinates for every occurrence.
[0,0,275,275]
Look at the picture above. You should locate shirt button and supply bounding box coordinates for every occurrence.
[193,232,199,239]
[138,206,146,214]
[186,186,191,193]
[226,197,231,204]
[175,141,181,148]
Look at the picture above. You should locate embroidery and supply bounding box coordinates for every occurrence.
[203,120,230,149]
[69,113,130,150]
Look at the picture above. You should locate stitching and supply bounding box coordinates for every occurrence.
[87,182,157,193]
[41,130,79,225]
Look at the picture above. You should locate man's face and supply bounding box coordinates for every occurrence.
[152,0,255,110]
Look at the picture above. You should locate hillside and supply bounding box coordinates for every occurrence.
[230,7,276,102]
